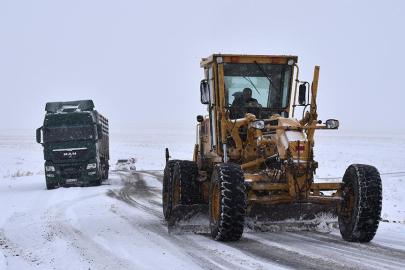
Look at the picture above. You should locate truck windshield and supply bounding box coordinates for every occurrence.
[43,125,96,142]
[224,63,292,118]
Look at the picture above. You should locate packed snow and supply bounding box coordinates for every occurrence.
[0,128,404,270]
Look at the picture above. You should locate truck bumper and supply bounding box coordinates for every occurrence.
[44,159,99,186]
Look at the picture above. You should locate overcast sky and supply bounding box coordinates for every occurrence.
[1,0,404,132]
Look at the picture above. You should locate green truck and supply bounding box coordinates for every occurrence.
[36,100,109,189]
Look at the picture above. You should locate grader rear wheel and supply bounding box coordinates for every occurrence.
[209,163,247,241]
[171,160,200,207]
[163,160,177,220]
[338,164,382,242]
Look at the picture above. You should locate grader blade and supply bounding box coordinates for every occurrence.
[168,204,209,234]
[245,218,339,232]
[245,203,338,232]
[248,203,337,221]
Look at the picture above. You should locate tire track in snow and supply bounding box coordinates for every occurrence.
[109,206,248,270]
[228,230,405,270]
[108,172,162,217]
[111,170,405,270]
[40,194,139,270]
[109,171,261,270]
[140,170,164,183]
[0,228,42,267]
[223,235,359,270]
[1,192,139,270]
[287,231,405,269]
[48,196,140,270]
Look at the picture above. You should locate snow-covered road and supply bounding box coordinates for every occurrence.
[1,129,405,269]
[1,170,404,270]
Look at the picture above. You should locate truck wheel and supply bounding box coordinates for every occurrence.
[46,183,56,190]
[102,167,109,180]
[338,164,382,242]
[93,178,102,186]
[209,163,246,241]
[163,160,177,220]
[172,160,200,207]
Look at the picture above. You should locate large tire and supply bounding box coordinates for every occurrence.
[338,164,382,242]
[172,160,201,207]
[46,183,56,190]
[163,160,177,220]
[94,168,103,186]
[209,163,247,241]
[101,165,108,180]
[94,177,102,186]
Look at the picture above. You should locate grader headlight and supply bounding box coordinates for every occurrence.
[325,119,340,129]
[250,120,265,130]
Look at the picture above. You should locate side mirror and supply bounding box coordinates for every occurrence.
[200,80,210,104]
[197,115,204,123]
[97,124,103,139]
[36,127,42,144]
[165,148,170,163]
[325,119,339,129]
[298,84,306,105]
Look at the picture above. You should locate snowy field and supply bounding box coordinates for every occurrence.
[0,128,404,269]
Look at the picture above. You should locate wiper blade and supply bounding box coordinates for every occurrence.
[243,76,260,94]
[253,61,280,93]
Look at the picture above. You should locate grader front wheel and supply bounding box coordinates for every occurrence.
[209,163,247,241]
[338,164,382,242]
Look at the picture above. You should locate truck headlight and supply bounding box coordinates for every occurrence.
[250,120,265,130]
[45,166,55,171]
[86,163,97,169]
[325,119,339,129]
[46,174,54,177]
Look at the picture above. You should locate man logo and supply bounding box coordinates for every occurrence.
[64,152,77,157]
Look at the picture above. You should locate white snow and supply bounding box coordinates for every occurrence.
[0,128,404,269]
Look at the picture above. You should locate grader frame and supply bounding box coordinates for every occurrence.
[163,54,382,242]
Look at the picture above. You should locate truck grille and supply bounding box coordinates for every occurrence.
[53,148,87,160]
[60,165,82,172]
[60,165,83,179]
[62,173,81,179]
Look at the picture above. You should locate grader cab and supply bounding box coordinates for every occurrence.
[163,54,382,242]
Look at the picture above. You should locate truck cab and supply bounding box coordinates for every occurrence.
[36,100,109,189]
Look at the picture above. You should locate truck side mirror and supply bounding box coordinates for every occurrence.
[97,124,103,140]
[36,127,42,144]
[298,83,306,105]
[165,148,170,163]
[200,80,210,105]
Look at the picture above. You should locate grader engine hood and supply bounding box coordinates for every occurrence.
[225,114,312,167]
[274,118,310,161]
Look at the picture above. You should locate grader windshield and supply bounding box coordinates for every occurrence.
[224,63,292,118]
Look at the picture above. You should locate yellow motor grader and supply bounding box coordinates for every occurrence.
[163,54,382,242]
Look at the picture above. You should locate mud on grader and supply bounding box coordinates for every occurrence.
[163,54,382,242]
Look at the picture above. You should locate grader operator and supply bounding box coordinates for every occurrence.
[163,54,382,242]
